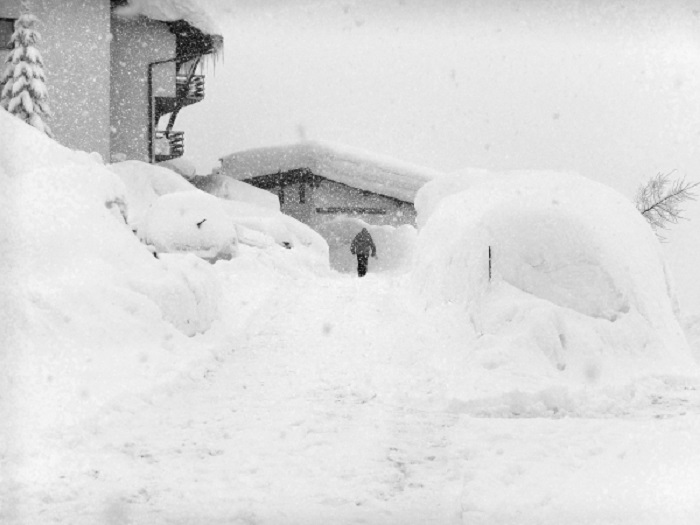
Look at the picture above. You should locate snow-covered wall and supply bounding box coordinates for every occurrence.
[0,0,111,159]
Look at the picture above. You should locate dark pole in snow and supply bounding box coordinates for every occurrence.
[488,245,492,281]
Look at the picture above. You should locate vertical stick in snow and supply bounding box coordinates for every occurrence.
[488,245,492,281]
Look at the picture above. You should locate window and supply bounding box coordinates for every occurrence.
[315,207,387,215]
[0,18,15,52]
[299,183,306,204]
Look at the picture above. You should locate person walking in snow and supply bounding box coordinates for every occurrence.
[350,228,377,277]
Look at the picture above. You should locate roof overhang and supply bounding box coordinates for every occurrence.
[113,0,223,56]
[219,141,444,204]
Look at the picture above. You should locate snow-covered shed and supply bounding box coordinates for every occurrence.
[218,141,443,230]
[0,0,221,163]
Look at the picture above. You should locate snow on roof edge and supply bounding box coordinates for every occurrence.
[114,0,223,37]
[219,141,445,204]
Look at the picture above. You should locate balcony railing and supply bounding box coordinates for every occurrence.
[176,74,205,100]
[154,130,184,162]
[154,74,206,122]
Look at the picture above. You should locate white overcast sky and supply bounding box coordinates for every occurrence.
[178,0,700,196]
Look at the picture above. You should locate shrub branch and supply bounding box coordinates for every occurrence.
[635,171,699,237]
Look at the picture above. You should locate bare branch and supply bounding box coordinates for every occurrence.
[635,171,699,240]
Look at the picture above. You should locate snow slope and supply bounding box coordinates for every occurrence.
[0,109,325,482]
[0,109,225,479]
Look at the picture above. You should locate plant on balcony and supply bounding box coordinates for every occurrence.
[0,14,54,138]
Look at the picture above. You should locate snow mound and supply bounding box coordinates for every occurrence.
[110,159,328,269]
[156,157,198,179]
[0,110,220,438]
[195,173,280,211]
[139,191,239,262]
[413,170,696,388]
[109,159,196,228]
[220,199,330,272]
[220,140,443,203]
[315,218,417,274]
[414,168,490,228]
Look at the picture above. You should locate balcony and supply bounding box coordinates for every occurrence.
[177,74,204,99]
[154,130,184,162]
[155,74,205,121]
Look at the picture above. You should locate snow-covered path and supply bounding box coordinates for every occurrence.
[10,270,700,524]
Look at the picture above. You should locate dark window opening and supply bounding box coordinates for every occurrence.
[0,18,16,51]
[315,207,387,215]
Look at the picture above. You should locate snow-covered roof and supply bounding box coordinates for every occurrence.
[114,0,223,37]
[219,141,444,204]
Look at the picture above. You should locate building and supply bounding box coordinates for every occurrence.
[218,141,442,232]
[0,0,221,163]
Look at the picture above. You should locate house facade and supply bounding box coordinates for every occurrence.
[242,168,418,230]
[0,0,221,163]
[218,141,441,231]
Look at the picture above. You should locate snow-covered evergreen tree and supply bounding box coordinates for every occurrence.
[0,14,54,138]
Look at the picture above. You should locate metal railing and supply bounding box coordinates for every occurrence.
[176,74,204,99]
[154,130,184,161]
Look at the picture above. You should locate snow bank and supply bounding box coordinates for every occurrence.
[658,186,700,359]
[220,140,443,204]
[109,160,326,268]
[414,168,490,228]
[156,157,198,179]
[0,110,220,440]
[413,170,697,393]
[220,199,330,272]
[195,173,280,211]
[315,218,416,274]
[109,159,196,227]
[139,191,239,262]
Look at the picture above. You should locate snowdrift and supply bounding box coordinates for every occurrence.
[0,111,328,445]
[139,191,240,262]
[413,170,697,394]
[195,173,280,211]
[108,160,195,227]
[110,160,329,269]
[0,110,227,443]
[658,186,700,361]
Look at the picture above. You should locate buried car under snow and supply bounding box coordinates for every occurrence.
[138,190,239,263]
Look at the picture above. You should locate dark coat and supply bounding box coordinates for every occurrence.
[350,228,377,257]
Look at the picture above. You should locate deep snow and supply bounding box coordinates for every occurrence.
[2,106,700,524]
[4,270,700,524]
